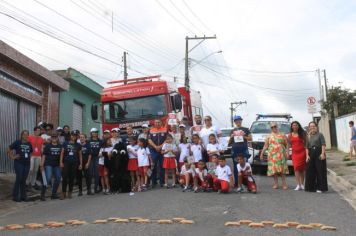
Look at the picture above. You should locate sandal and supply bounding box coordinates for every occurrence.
[273,185,279,189]
[282,185,288,190]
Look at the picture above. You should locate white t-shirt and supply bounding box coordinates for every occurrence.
[137,147,150,167]
[195,168,207,181]
[237,162,252,175]
[98,147,113,166]
[207,143,220,156]
[127,144,139,159]
[111,137,122,147]
[191,144,203,162]
[215,165,232,182]
[178,143,190,162]
[180,164,195,176]
[199,126,222,148]
[41,133,51,143]
[162,143,177,158]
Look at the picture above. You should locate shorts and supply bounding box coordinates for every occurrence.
[128,158,138,171]
[99,165,108,177]
[138,166,149,176]
[163,157,176,169]
[180,173,193,185]
[240,174,257,192]
[350,140,356,148]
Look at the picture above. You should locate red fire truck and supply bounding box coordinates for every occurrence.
[91,75,203,133]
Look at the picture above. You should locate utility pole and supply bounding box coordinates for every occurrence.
[323,69,328,101]
[123,51,128,84]
[184,35,216,91]
[230,101,247,126]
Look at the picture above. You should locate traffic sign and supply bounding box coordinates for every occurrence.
[307,96,316,105]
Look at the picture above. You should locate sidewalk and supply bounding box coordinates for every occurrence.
[326,149,356,210]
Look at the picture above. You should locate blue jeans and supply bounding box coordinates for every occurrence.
[43,165,61,195]
[91,156,100,191]
[231,148,250,186]
[13,161,30,201]
[150,149,164,185]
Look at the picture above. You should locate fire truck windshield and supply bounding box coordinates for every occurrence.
[103,94,167,123]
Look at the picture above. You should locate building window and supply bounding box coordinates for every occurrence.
[0,70,42,96]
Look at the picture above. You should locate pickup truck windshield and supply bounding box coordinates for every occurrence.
[103,95,167,123]
[250,121,290,134]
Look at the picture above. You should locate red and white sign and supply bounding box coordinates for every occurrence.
[167,113,178,125]
[307,96,316,105]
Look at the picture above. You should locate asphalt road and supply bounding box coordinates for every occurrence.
[1,172,356,235]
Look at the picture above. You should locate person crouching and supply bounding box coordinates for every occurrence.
[236,154,257,193]
[212,156,233,193]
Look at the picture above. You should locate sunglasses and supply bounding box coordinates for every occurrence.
[271,126,277,129]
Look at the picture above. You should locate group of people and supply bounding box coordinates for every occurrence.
[6,114,328,202]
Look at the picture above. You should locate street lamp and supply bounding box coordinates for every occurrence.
[190,50,222,68]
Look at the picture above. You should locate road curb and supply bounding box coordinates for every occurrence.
[327,168,356,211]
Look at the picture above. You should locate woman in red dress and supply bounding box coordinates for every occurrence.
[289,121,307,191]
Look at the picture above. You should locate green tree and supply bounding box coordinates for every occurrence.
[322,86,356,118]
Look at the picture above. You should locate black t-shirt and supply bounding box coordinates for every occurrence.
[43,143,62,166]
[63,141,81,163]
[89,139,103,157]
[81,142,92,162]
[229,127,251,150]
[9,140,33,163]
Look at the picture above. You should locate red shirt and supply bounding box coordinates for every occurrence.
[28,135,43,157]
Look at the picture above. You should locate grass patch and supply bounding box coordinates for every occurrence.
[345,162,356,167]
[343,158,351,162]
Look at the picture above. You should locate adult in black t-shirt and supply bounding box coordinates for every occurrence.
[7,130,33,202]
[89,128,103,193]
[228,115,252,186]
[60,131,82,199]
[78,134,93,196]
[40,133,62,200]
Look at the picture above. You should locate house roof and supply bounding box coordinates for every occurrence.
[54,68,103,95]
[0,40,69,90]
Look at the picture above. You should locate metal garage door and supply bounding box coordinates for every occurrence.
[0,91,37,173]
[72,102,83,133]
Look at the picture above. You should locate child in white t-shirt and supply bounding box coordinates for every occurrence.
[98,138,113,194]
[190,134,203,165]
[137,138,152,191]
[212,156,233,193]
[194,160,208,192]
[237,154,257,193]
[206,134,223,162]
[127,137,139,192]
[161,134,178,188]
[179,158,195,192]
[178,136,190,170]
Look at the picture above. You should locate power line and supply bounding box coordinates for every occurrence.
[168,0,203,34]
[181,0,215,34]
[154,0,196,34]
[196,62,318,92]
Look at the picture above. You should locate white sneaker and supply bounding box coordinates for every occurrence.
[294,185,301,191]
[316,190,322,193]
[300,185,305,190]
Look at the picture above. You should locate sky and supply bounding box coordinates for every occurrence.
[0,0,355,128]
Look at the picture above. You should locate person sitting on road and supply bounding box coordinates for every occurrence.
[206,134,223,162]
[193,160,208,193]
[161,134,178,188]
[236,154,257,193]
[179,158,195,192]
[206,154,219,189]
[212,156,233,193]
